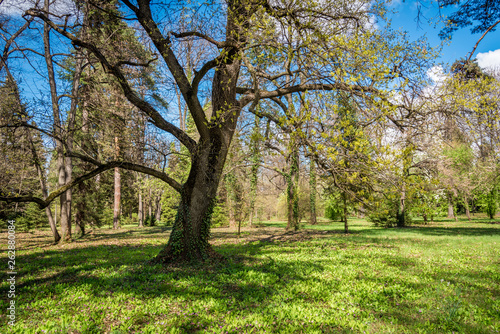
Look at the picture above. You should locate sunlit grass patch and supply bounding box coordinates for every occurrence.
[0,219,498,333]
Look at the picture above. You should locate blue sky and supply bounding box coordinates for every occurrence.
[387,1,500,70]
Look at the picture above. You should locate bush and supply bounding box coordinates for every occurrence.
[368,199,412,228]
[486,189,497,219]
[325,197,342,221]
[144,214,156,227]
[211,202,228,227]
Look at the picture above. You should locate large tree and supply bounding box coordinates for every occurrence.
[1,0,432,263]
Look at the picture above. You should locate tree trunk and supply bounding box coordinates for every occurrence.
[44,0,71,241]
[286,172,294,230]
[464,195,471,222]
[447,193,455,219]
[28,129,60,243]
[148,187,152,223]
[113,137,121,229]
[75,95,90,237]
[397,190,405,228]
[225,173,237,228]
[286,147,299,231]
[343,191,348,233]
[75,205,85,236]
[155,196,162,222]
[309,158,317,225]
[248,116,260,228]
[113,165,121,229]
[293,152,300,231]
[58,155,71,241]
[152,9,242,262]
[152,136,233,263]
[138,191,144,227]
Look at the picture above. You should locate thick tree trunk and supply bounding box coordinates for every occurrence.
[150,0,246,263]
[153,35,241,262]
[152,138,231,263]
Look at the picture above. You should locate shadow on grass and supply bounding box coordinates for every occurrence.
[1,223,498,333]
[361,226,500,237]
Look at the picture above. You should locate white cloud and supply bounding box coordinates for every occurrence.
[0,0,32,16]
[477,49,500,69]
[0,0,76,17]
[427,65,446,84]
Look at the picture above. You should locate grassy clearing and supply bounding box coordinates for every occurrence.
[0,218,499,333]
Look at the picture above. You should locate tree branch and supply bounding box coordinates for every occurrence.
[0,159,182,209]
[25,8,197,153]
[238,82,378,107]
[171,31,234,49]
[127,0,210,141]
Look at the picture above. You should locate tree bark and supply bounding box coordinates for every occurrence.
[75,203,85,236]
[44,0,71,241]
[309,158,317,225]
[226,173,237,228]
[447,192,455,219]
[152,133,235,262]
[248,116,260,228]
[113,136,121,229]
[343,191,348,233]
[75,94,90,236]
[286,146,300,231]
[27,128,60,243]
[464,195,471,222]
[152,0,244,262]
[397,191,405,228]
[138,191,144,227]
[155,195,162,222]
[148,187,152,223]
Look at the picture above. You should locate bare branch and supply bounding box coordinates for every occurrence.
[129,0,211,141]
[0,159,182,209]
[25,8,198,153]
[171,31,234,49]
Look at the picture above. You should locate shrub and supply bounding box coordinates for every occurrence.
[368,199,412,227]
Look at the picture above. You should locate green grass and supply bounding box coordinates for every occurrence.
[0,218,499,333]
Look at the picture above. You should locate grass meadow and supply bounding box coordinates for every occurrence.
[0,217,499,333]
